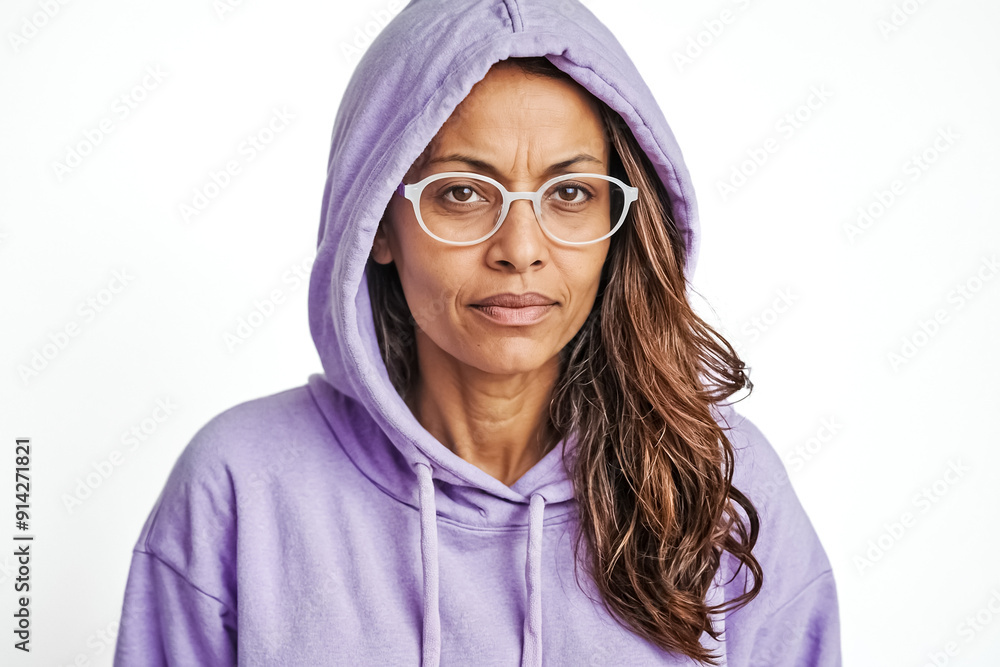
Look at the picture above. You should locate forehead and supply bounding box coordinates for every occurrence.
[428,65,608,158]
[457,63,602,119]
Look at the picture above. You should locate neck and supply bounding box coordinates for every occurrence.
[406,330,560,487]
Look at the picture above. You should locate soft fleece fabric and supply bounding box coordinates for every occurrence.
[113,0,841,664]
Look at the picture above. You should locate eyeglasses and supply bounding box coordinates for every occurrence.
[395,172,638,246]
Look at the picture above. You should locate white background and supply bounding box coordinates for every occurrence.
[2,0,998,665]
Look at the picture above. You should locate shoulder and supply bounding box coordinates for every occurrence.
[143,381,332,510]
[179,383,327,463]
[132,383,326,604]
[150,382,340,496]
[713,402,792,502]
[712,402,838,627]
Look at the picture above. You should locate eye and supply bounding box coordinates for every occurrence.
[444,185,487,204]
[554,183,591,203]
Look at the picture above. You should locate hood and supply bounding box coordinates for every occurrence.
[306,1,712,664]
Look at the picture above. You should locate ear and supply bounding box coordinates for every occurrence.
[370,215,394,265]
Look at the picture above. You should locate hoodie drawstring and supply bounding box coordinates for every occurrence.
[522,491,546,667]
[415,463,441,667]
[414,462,546,667]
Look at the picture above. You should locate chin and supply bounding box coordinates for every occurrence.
[464,342,557,376]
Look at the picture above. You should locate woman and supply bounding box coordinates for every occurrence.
[114,0,841,665]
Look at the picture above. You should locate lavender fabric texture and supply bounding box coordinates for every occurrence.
[113,0,842,664]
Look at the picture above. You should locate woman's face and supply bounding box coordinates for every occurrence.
[371,63,611,378]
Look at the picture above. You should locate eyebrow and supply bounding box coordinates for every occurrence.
[425,152,605,177]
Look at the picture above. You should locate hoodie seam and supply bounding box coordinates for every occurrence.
[502,0,524,32]
[306,381,420,506]
[429,512,574,533]
[138,489,166,555]
[755,568,835,626]
[133,547,237,616]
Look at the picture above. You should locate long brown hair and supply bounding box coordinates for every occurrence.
[367,56,762,665]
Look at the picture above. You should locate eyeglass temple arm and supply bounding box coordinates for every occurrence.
[395,182,406,198]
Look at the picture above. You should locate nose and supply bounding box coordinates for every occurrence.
[486,196,548,271]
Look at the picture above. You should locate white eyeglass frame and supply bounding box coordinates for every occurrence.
[394,171,639,246]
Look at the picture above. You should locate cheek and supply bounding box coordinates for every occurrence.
[565,248,609,301]
[405,268,455,333]
[395,248,478,334]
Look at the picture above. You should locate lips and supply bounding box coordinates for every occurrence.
[473,292,556,308]
[470,292,558,326]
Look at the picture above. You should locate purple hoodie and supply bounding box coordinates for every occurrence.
[113,0,841,664]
